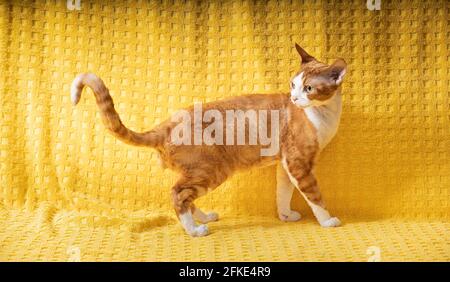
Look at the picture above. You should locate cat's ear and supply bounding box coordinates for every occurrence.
[323,58,347,85]
[295,43,316,64]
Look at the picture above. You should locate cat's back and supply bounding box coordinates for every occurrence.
[157,93,291,175]
[201,93,290,112]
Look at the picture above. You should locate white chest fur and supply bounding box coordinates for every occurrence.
[304,94,342,150]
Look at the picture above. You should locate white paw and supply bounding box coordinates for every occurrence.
[278,210,302,222]
[191,224,209,237]
[206,212,219,222]
[320,217,341,227]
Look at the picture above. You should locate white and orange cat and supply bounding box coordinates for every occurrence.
[70,44,347,237]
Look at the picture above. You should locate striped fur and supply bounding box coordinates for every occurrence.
[70,44,346,236]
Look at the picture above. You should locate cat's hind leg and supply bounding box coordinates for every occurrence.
[276,163,301,222]
[192,204,219,223]
[171,175,217,237]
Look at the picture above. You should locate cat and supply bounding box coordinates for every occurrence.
[70,43,347,237]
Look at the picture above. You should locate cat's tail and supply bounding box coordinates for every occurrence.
[70,73,164,147]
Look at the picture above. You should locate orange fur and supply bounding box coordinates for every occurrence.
[71,44,347,235]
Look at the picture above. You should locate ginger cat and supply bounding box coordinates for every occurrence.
[70,44,347,237]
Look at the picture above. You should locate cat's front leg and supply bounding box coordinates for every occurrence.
[276,163,301,222]
[281,158,341,227]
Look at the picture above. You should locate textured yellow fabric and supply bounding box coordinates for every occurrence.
[0,0,449,261]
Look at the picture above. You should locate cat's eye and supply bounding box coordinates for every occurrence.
[290,81,295,89]
[304,85,313,92]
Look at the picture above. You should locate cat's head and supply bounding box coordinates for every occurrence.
[290,43,347,108]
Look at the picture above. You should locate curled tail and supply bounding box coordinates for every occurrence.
[70,73,163,147]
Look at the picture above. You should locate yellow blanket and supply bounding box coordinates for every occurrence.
[0,0,449,261]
